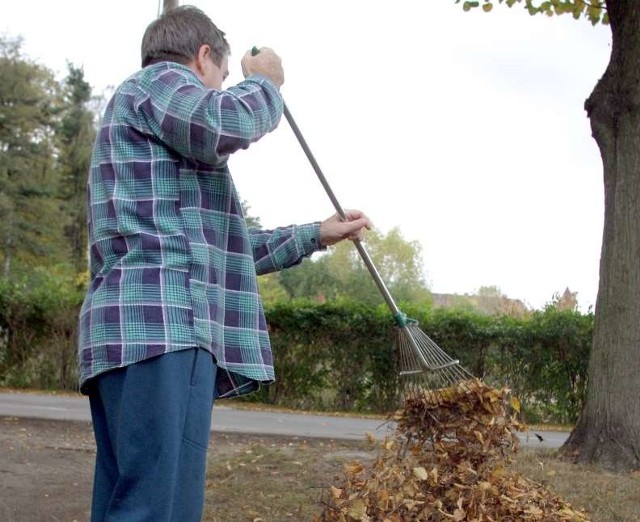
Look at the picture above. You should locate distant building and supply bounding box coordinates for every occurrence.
[431,287,578,316]
[556,287,579,311]
[430,292,529,317]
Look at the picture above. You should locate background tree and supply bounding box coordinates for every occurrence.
[278,254,337,302]
[278,226,432,306]
[325,227,431,305]
[242,200,262,229]
[242,200,304,303]
[0,36,64,276]
[57,63,96,272]
[459,0,639,472]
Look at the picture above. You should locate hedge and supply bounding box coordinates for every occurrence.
[0,278,593,423]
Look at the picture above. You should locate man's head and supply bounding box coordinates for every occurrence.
[141,5,230,88]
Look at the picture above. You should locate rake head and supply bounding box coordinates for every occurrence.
[394,321,475,399]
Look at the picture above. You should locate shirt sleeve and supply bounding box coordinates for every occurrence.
[134,66,283,165]
[249,222,326,275]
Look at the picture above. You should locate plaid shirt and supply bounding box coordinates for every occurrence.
[78,62,323,398]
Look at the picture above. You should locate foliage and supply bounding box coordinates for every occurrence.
[486,307,592,423]
[457,0,608,25]
[423,307,498,377]
[242,199,261,228]
[257,272,289,303]
[0,37,98,276]
[251,300,399,412]
[0,36,66,275]
[278,256,339,303]
[0,289,592,421]
[57,63,96,272]
[0,267,85,389]
[277,227,432,307]
[238,302,591,422]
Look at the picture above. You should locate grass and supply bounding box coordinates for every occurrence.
[203,433,373,521]
[508,449,640,522]
[203,433,640,522]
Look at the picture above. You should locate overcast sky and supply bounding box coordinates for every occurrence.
[2,0,612,310]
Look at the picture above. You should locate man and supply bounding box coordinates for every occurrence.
[77,5,371,521]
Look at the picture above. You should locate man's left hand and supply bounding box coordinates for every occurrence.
[319,210,372,247]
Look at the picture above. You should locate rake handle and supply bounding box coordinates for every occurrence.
[282,102,403,320]
[248,51,454,374]
[249,46,402,323]
[287,106,442,373]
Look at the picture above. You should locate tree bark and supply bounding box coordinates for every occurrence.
[562,0,640,472]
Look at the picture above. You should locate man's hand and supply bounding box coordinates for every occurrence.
[241,47,284,88]
[319,210,372,247]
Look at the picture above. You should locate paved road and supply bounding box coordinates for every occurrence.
[0,390,569,448]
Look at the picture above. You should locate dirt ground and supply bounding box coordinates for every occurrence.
[0,416,371,522]
[4,415,640,522]
[1,416,95,522]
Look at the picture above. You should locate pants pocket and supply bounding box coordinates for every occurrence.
[184,349,216,450]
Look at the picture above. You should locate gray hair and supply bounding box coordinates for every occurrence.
[141,5,230,68]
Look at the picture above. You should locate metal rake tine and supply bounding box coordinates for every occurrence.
[396,324,474,387]
[397,324,462,372]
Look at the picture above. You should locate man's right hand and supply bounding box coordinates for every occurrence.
[241,47,284,88]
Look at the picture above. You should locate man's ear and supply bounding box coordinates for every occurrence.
[194,44,211,74]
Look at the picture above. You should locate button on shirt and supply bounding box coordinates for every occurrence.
[78,62,323,398]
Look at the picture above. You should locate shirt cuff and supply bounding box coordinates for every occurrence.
[296,222,325,257]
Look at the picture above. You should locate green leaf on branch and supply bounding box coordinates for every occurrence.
[456,0,608,25]
[463,1,480,12]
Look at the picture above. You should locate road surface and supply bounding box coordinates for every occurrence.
[0,390,569,448]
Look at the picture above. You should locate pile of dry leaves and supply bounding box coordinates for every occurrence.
[314,378,590,521]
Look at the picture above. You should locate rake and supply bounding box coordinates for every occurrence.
[282,106,476,395]
[250,49,474,396]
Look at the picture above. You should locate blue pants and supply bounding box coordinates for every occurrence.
[88,348,217,522]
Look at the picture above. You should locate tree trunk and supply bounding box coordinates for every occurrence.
[562,1,640,472]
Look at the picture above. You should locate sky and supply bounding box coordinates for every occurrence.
[2,0,612,311]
